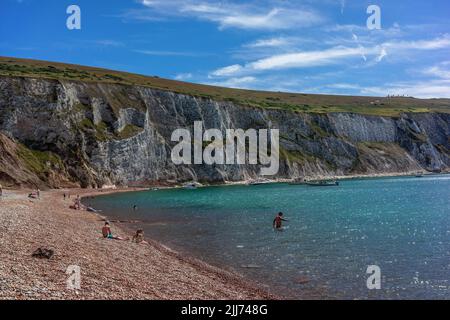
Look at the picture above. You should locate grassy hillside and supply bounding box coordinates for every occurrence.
[1,56,449,116]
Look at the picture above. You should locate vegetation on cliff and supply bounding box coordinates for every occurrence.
[1,56,449,117]
[0,58,448,189]
[0,133,74,188]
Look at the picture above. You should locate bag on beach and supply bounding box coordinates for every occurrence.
[32,248,54,259]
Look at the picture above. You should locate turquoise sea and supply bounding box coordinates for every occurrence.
[87,175,450,299]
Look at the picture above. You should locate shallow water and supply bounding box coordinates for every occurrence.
[87,175,450,299]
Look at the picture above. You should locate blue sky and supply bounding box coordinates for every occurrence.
[1,0,450,98]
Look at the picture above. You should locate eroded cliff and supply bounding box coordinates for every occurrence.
[0,76,449,188]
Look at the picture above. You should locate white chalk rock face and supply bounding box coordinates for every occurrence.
[0,76,448,188]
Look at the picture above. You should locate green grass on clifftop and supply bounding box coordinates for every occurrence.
[1,56,450,117]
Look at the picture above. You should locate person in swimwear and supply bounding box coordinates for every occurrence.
[273,212,288,230]
[132,229,148,245]
[102,222,128,240]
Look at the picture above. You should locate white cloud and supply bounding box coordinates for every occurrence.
[424,66,450,79]
[133,2,450,99]
[139,0,324,30]
[231,36,318,61]
[244,37,291,48]
[383,35,450,51]
[351,32,368,61]
[210,35,450,76]
[376,48,387,62]
[249,46,371,71]
[210,64,243,77]
[181,3,224,14]
[211,46,378,77]
[421,61,450,80]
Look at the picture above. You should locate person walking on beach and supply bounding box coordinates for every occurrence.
[36,188,40,199]
[102,222,128,241]
[273,212,288,231]
[0,184,3,199]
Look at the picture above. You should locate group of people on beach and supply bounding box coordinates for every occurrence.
[102,221,148,245]
[67,194,93,211]
[0,186,42,200]
[98,213,286,248]
[63,188,286,249]
[62,192,148,245]
[101,212,287,245]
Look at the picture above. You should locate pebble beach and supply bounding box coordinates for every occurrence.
[0,189,273,300]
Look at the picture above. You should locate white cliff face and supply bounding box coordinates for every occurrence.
[0,76,449,188]
[328,113,398,142]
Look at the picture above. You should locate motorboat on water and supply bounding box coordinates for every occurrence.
[247,178,271,186]
[183,182,202,189]
[305,180,339,187]
[289,178,306,185]
[414,171,425,177]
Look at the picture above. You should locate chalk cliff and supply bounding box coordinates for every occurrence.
[0,76,448,188]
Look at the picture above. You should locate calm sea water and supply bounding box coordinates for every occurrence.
[87,175,450,299]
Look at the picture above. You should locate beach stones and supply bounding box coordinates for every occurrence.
[31,248,54,259]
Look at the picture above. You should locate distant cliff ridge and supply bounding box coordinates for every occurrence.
[0,75,449,188]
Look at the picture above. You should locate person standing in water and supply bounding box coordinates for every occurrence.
[273,212,288,230]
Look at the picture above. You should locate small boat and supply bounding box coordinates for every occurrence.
[414,172,425,178]
[289,178,306,185]
[305,180,339,187]
[248,178,271,186]
[183,182,202,189]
